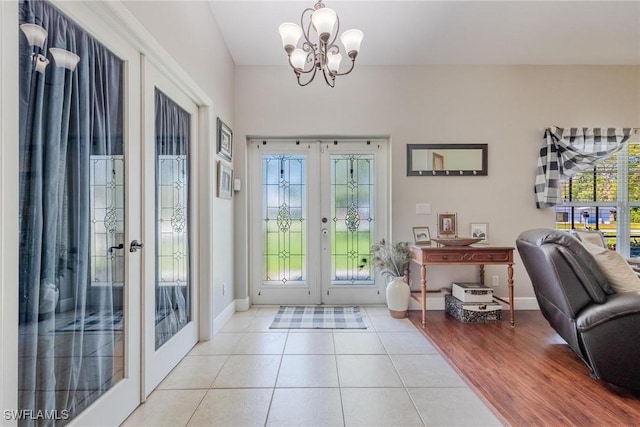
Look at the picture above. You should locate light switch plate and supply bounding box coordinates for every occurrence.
[416,203,431,215]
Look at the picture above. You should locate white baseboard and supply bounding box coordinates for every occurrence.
[235,297,251,312]
[212,297,252,335]
[213,301,236,335]
[409,296,540,311]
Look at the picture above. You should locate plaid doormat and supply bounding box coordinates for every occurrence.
[55,311,124,332]
[269,306,367,329]
[54,310,171,332]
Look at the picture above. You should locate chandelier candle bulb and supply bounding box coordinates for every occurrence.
[290,49,308,70]
[278,22,302,53]
[340,29,364,58]
[327,53,342,73]
[311,7,337,41]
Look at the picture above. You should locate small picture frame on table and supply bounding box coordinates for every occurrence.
[216,117,232,161]
[412,226,431,245]
[470,222,489,244]
[438,213,457,237]
[217,161,233,199]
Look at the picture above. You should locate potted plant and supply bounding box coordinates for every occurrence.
[372,239,412,318]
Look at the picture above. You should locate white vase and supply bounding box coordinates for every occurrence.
[386,276,410,318]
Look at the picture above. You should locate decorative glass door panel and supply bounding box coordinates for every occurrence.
[263,154,307,285]
[330,154,375,284]
[155,151,190,349]
[250,140,387,305]
[143,64,198,397]
[90,155,125,287]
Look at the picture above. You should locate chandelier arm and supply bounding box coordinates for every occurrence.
[332,58,356,76]
[326,44,340,55]
[297,63,319,87]
[321,67,336,88]
[300,8,315,46]
[287,43,318,75]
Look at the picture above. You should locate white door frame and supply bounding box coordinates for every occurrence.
[1,1,21,422]
[248,138,390,306]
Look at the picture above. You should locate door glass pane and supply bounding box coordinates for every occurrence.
[262,154,306,284]
[154,89,191,349]
[331,154,375,284]
[18,1,125,423]
[91,156,125,287]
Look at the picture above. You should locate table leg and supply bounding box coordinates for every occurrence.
[508,263,515,327]
[421,264,427,327]
[479,264,485,285]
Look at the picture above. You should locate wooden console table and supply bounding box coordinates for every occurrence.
[408,245,515,327]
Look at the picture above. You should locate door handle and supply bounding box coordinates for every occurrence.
[129,240,144,252]
[108,243,124,253]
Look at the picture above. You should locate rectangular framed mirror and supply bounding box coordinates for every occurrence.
[406,143,488,176]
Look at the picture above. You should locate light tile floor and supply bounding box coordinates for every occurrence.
[122,306,503,427]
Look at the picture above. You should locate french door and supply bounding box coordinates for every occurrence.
[142,60,199,397]
[15,2,143,426]
[249,139,388,305]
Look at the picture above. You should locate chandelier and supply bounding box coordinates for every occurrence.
[278,1,363,87]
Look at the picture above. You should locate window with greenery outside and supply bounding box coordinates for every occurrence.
[555,143,640,258]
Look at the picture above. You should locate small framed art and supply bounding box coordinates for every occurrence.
[413,226,431,245]
[216,117,232,161]
[438,213,457,237]
[470,222,489,244]
[217,161,233,199]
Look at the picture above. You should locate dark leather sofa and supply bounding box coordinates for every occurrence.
[516,228,640,392]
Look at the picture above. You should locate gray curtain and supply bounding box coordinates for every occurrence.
[154,89,190,349]
[534,126,633,208]
[19,0,123,425]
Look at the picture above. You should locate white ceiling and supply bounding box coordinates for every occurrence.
[207,0,640,66]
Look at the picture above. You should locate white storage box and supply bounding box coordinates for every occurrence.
[445,295,502,323]
[452,282,494,303]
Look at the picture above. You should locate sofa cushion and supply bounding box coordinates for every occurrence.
[581,242,640,293]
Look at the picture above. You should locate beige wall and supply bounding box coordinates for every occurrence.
[124,1,235,320]
[234,65,640,303]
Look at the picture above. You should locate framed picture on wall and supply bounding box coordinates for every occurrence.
[217,161,233,199]
[413,226,431,245]
[437,213,457,237]
[470,222,489,244]
[216,117,232,161]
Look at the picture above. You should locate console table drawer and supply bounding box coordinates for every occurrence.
[424,253,467,263]
[470,252,511,263]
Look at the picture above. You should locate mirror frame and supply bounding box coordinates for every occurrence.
[406,143,488,176]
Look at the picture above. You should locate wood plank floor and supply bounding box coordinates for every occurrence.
[407,310,640,426]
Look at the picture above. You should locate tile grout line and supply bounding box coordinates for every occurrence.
[332,329,348,427]
[262,330,288,426]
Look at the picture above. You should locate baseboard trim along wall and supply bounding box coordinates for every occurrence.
[213,300,236,335]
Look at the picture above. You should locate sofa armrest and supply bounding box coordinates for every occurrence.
[576,292,640,331]
[575,292,640,392]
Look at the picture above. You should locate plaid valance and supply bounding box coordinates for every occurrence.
[534,127,633,208]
